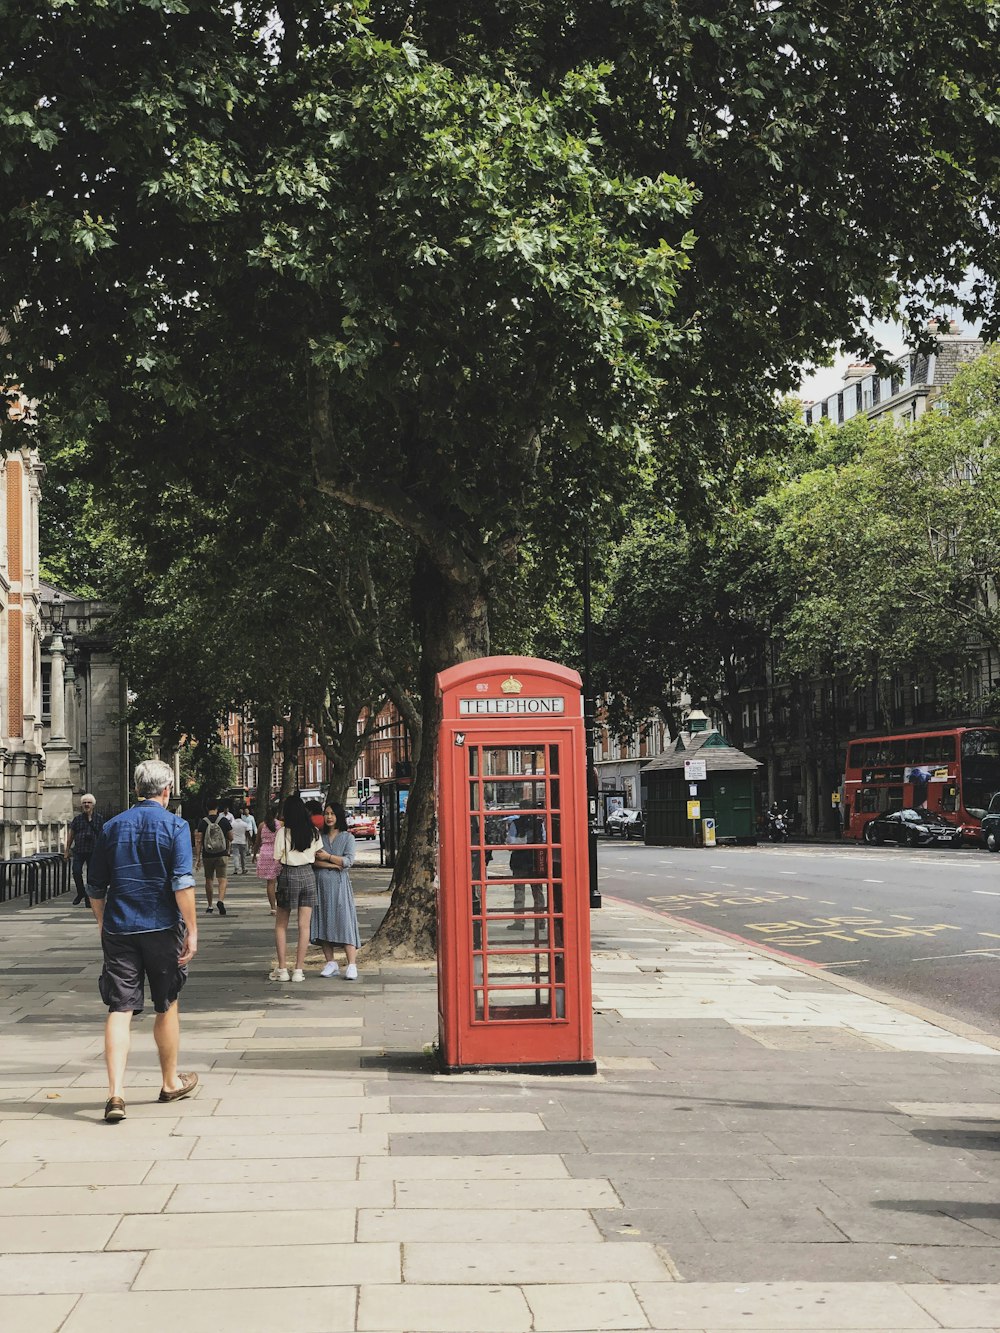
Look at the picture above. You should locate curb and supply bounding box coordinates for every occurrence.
[603,892,1000,1053]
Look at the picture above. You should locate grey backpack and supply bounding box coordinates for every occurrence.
[203,817,227,857]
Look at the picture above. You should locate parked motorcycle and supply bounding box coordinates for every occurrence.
[767,809,790,842]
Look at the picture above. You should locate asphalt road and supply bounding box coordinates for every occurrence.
[596,836,1000,1035]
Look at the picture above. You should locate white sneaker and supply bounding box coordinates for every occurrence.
[291,969,306,983]
[320,961,340,978]
[268,967,290,982]
[344,963,358,981]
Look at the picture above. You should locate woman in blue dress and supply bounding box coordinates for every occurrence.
[312,801,361,979]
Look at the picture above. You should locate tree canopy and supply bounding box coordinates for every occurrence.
[5,1,1000,949]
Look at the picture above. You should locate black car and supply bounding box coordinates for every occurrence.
[979,793,1000,851]
[862,808,962,848]
[604,808,644,839]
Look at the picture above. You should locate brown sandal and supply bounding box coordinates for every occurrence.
[104,1096,126,1123]
[158,1072,198,1103]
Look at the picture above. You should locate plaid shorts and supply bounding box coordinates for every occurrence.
[276,864,316,911]
[99,925,188,1015]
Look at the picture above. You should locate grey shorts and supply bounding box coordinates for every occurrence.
[276,864,316,912]
[203,855,228,882]
[99,925,188,1015]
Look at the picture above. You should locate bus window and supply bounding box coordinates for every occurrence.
[941,785,958,813]
[847,742,865,769]
[904,738,923,765]
[858,787,880,813]
[962,730,1000,759]
[887,786,903,812]
[927,734,956,762]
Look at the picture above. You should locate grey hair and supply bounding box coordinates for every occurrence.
[81,793,96,804]
[134,759,173,799]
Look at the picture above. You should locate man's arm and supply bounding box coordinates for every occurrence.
[194,827,203,868]
[176,888,198,964]
[64,822,75,861]
[86,829,110,926]
[171,819,198,963]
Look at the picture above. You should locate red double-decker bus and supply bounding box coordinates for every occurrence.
[843,725,1000,842]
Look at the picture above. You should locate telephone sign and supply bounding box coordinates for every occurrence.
[684,759,707,782]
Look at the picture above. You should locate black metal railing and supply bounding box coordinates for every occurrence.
[0,853,70,906]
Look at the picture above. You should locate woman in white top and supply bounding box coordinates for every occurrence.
[269,794,320,983]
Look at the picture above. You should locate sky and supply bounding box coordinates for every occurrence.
[796,319,906,405]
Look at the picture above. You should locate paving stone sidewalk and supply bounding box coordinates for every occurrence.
[1,852,1000,1331]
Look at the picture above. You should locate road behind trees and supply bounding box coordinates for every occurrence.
[599,840,1000,1036]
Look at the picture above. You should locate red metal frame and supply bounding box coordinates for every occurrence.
[436,658,595,1073]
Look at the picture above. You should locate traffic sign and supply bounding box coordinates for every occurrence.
[687,800,701,821]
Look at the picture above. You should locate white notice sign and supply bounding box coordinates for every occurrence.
[684,759,707,782]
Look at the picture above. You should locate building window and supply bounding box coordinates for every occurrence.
[41,661,50,720]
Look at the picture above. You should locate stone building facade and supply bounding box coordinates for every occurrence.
[0,440,126,856]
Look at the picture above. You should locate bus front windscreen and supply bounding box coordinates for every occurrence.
[960,730,1000,818]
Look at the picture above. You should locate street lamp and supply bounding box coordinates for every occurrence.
[583,535,601,910]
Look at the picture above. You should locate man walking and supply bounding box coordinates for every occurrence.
[194,799,232,915]
[228,806,250,876]
[87,759,198,1123]
[65,793,104,905]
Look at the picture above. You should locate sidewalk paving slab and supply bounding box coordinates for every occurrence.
[3,855,1000,1330]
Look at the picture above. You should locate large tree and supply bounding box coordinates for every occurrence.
[5,1,1000,952]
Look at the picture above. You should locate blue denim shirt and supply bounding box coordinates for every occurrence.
[87,801,195,935]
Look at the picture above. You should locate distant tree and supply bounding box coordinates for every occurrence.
[768,347,1000,711]
[597,411,811,743]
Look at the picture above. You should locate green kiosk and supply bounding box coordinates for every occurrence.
[642,716,761,846]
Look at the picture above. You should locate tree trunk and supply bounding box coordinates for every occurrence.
[317,694,374,806]
[254,706,275,823]
[279,702,304,801]
[362,553,490,961]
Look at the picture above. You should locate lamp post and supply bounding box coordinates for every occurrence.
[48,594,66,742]
[583,536,601,909]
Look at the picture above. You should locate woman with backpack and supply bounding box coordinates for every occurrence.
[269,794,320,983]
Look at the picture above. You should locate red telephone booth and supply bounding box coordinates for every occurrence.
[436,657,596,1074]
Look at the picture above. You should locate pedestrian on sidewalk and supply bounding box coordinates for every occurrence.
[270,793,319,983]
[65,792,103,906]
[506,800,545,929]
[244,808,258,865]
[194,800,232,915]
[228,808,251,876]
[87,759,199,1123]
[254,803,281,913]
[312,801,360,980]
